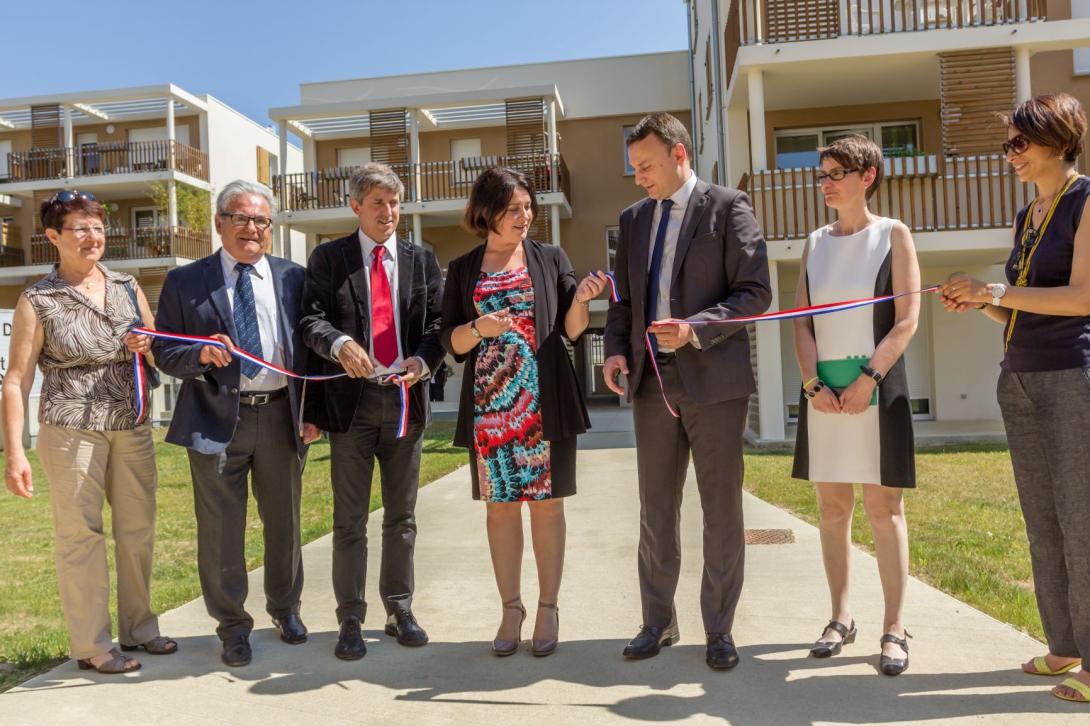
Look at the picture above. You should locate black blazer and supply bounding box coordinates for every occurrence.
[440,239,590,449]
[152,250,308,456]
[604,179,772,404]
[300,233,445,433]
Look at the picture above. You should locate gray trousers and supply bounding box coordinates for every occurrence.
[632,356,750,635]
[329,381,424,624]
[998,367,1090,669]
[187,395,305,641]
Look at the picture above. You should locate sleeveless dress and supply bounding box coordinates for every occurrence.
[791,217,916,488]
[470,267,576,502]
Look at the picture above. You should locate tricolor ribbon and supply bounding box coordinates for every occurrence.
[604,271,621,303]
[130,327,413,438]
[132,351,148,424]
[642,285,941,418]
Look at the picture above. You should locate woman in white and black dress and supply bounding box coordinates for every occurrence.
[791,136,921,675]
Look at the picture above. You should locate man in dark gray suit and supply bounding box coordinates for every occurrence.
[604,113,771,671]
[154,180,320,667]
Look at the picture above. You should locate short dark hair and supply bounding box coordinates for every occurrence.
[626,112,693,162]
[39,193,105,232]
[1002,93,1087,163]
[818,136,885,200]
[462,167,538,239]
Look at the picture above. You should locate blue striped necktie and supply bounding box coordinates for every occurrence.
[233,262,263,379]
[645,198,675,355]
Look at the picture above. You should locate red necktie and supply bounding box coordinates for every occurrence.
[370,245,398,367]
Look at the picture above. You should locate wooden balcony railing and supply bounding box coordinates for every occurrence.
[29,226,212,265]
[273,153,571,212]
[740,0,1047,45]
[0,222,24,267]
[3,140,209,183]
[747,154,1031,240]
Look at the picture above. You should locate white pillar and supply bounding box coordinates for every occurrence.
[412,213,422,247]
[1015,47,1032,105]
[547,98,559,191]
[165,96,176,171]
[755,261,785,441]
[549,204,560,247]
[62,105,74,175]
[747,69,768,173]
[278,120,289,186]
[168,180,178,228]
[303,137,317,174]
[409,111,421,202]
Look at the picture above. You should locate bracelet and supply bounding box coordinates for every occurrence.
[859,364,884,385]
[804,380,825,399]
[803,376,819,390]
[974,303,987,310]
[469,319,482,340]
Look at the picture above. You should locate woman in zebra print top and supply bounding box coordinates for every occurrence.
[1,191,176,674]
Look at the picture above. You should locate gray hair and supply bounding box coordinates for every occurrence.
[216,180,278,216]
[348,162,404,202]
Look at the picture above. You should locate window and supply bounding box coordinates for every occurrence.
[606,226,620,271]
[1075,0,1090,74]
[0,140,10,180]
[622,125,636,175]
[336,146,371,169]
[773,121,919,169]
[451,138,482,186]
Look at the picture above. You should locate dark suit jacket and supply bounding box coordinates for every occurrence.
[152,250,308,456]
[440,239,590,449]
[604,179,772,404]
[300,233,444,433]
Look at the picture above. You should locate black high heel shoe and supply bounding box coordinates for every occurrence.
[809,619,856,658]
[491,597,526,657]
[879,630,912,676]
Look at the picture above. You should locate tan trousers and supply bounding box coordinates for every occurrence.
[37,423,160,659]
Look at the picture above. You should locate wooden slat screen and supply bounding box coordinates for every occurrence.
[255,147,271,186]
[940,47,1016,157]
[529,210,550,244]
[765,0,839,43]
[505,98,546,157]
[31,104,62,150]
[369,108,409,165]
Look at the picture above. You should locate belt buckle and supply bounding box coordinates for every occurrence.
[245,392,271,406]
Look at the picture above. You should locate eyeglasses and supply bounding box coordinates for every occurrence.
[47,190,97,205]
[61,225,106,238]
[1002,134,1031,156]
[220,213,273,231]
[815,168,859,183]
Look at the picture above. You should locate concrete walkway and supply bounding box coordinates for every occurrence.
[5,447,1087,725]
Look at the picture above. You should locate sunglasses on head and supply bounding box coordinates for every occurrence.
[47,190,97,205]
[1002,134,1031,156]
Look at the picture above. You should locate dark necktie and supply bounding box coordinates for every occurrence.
[645,198,675,354]
[233,262,263,379]
[371,245,398,367]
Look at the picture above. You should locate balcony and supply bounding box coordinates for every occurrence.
[2,140,209,184]
[273,153,571,212]
[28,226,212,265]
[743,154,1030,241]
[738,0,1046,45]
[0,222,24,267]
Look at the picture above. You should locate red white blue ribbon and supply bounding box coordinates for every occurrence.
[130,327,412,438]
[132,352,148,424]
[642,285,940,418]
[604,272,621,303]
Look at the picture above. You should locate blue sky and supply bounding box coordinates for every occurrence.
[6,0,688,126]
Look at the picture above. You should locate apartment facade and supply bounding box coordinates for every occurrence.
[268,52,690,396]
[0,84,303,428]
[687,0,1090,442]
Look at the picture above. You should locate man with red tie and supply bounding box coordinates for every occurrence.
[300,163,444,661]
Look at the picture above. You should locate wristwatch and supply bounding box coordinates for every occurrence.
[859,364,884,385]
[990,283,1008,307]
[469,319,482,339]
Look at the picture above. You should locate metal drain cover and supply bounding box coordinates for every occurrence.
[744,528,795,544]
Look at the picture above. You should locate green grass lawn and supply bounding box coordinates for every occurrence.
[743,444,1042,641]
[0,422,464,691]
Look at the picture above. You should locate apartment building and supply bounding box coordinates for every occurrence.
[0,83,303,428]
[268,52,690,396]
[687,0,1090,442]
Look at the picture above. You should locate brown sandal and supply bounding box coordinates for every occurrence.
[120,636,178,655]
[77,649,141,674]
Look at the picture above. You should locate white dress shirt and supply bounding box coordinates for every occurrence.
[331,230,429,379]
[220,249,287,392]
[648,172,700,352]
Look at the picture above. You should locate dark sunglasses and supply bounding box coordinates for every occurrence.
[1002,134,1031,156]
[46,190,97,205]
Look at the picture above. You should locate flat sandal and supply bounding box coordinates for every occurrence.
[809,619,856,658]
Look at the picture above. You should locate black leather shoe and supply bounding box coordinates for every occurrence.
[879,631,911,676]
[334,617,367,660]
[221,636,252,667]
[272,613,308,645]
[622,624,680,660]
[384,608,429,647]
[706,633,740,670]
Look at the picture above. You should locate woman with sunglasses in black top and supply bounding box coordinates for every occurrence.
[942,93,1090,705]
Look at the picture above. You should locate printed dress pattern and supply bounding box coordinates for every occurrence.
[472,267,552,502]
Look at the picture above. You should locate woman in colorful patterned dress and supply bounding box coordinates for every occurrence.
[441,167,608,657]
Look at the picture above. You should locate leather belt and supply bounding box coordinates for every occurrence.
[654,351,676,364]
[239,388,288,406]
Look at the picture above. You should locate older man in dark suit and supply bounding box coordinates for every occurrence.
[154,180,319,668]
[604,113,771,671]
[300,162,444,660]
